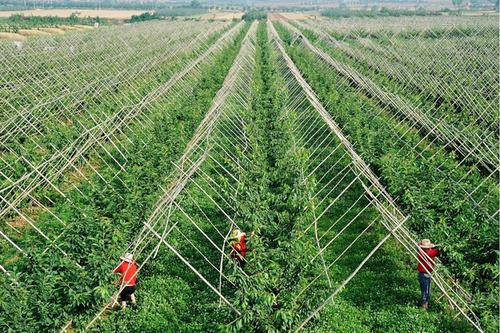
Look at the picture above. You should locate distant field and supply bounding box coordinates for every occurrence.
[197,11,244,20]
[0,9,245,20]
[0,9,146,19]
[0,24,93,40]
[276,11,320,20]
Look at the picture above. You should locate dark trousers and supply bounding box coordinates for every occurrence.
[120,285,136,302]
[231,251,246,268]
[237,257,246,268]
[418,272,431,305]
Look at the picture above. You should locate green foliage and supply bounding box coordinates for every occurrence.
[83,22,252,332]
[0,23,250,333]
[0,17,495,333]
[242,9,267,21]
[221,22,322,333]
[190,0,201,8]
[275,21,498,332]
[129,12,162,23]
[321,7,442,19]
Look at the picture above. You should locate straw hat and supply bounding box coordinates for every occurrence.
[419,239,437,249]
[120,253,134,263]
[230,228,246,241]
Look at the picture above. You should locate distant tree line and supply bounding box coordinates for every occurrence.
[0,0,496,13]
[0,0,208,11]
[321,6,443,18]
[2,12,100,30]
[128,1,209,23]
[242,8,267,21]
[129,11,162,23]
[0,0,229,12]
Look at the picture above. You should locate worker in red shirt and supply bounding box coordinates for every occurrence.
[229,228,253,267]
[417,239,440,310]
[113,252,138,309]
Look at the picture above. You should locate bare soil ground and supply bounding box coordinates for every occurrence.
[0,24,92,39]
[73,24,95,29]
[4,255,20,265]
[0,9,145,19]
[38,27,65,34]
[276,12,321,20]
[0,32,26,40]
[7,206,45,229]
[61,160,100,192]
[58,25,84,31]
[17,29,51,36]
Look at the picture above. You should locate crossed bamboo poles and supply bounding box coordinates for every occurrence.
[0,21,245,274]
[297,18,498,172]
[0,22,221,144]
[267,20,483,332]
[0,21,221,138]
[88,19,482,332]
[83,21,259,330]
[0,18,486,332]
[291,19,497,174]
[281,18,498,233]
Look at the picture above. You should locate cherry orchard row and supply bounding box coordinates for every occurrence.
[0,21,242,272]
[274,19,496,332]
[298,18,498,172]
[0,22,251,332]
[0,21,231,192]
[86,20,261,332]
[89,20,476,332]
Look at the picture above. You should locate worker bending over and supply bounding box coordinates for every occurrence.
[113,253,138,309]
[230,228,254,268]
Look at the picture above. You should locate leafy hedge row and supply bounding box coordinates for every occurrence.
[88,21,323,332]
[83,23,252,332]
[0,23,229,255]
[274,22,498,332]
[89,21,480,332]
[223,22,323,332]
[0,22,250,333]
[225,22,472,332]
[298,27,497,167]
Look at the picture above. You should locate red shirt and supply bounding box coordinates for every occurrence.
[231,235,247,258]
[417,248,439,273]
[113,261,138,286]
